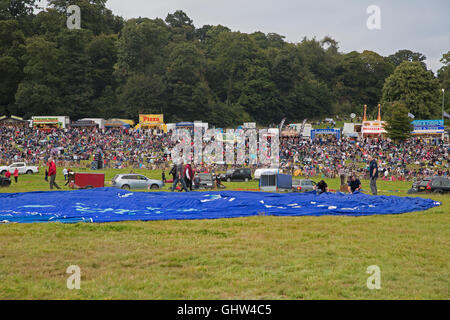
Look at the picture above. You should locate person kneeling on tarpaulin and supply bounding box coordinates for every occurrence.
[348,174,362,194]
[315,180,328,195]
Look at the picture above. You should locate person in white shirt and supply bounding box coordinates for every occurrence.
[62,168,68,181]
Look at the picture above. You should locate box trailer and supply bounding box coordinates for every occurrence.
[259,173,292,192]
[69,173,105,189]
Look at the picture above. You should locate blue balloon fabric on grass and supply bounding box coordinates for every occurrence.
[0,188,441,224]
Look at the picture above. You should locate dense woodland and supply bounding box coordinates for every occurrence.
[0,0,449,127]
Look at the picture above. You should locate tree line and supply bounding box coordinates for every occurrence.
[0,0,449,127]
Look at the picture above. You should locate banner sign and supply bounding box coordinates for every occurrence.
[33,118,59,123]
[411,120,444,134]
[139,114,164,125]
[362,121,386,134]
[311,129,341,140]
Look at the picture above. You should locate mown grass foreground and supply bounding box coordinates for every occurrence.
[0,168,448,299]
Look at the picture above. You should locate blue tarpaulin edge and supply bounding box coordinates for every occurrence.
[0,188,441,224]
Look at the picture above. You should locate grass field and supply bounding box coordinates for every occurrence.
[0,168,448,299]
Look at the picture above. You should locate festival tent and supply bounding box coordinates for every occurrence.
[176,122,194,128]
[105,119,131,128]
[0,188,440,224]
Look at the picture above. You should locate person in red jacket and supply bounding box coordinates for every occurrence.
[47,157,61,190]
[4,170,11,180]
[13,168,18,183]
[184,163,194,191]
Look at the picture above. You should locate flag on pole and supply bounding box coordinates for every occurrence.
[444,111,450,119]
[408,112,415,119]
[279,118,286,131]
[299,119,308,137]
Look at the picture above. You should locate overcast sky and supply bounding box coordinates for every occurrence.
[40,0,449,73]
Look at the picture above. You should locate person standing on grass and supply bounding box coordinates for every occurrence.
[161,169,166,183]
[48,157,61,190]
[5,170,11,181]
[368,155,378,195]
[171,161,189,192]
[62,168,68,181]
[13,168,18,183]
[184,163,193,191]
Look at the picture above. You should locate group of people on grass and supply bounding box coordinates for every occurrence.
[0,125,448,193]
[280,135,449,182]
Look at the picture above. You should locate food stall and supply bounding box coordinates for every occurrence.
[69,120,98,130]
[361,121,387,138]
[32,116,70,130]
[105,119,132,128]
[0,115,28,127]
[411,120,445,143]
[310,129,341,140]
[137,114,166,132]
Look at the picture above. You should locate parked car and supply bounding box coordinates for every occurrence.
[292,179,316,192]
[0,176,11,187]
[0,162,39,175]
[111,174,164,190]
[407,177,450,194]
[193,173,214,189]
[223,168,252,182]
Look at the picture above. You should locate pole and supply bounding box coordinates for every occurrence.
[442,88,445,142]
[442,88,445,121]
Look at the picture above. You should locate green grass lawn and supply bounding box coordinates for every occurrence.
[0,169,448,299]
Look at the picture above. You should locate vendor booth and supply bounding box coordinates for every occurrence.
[361,104,386,138]
[411,120,445,143]
[0,115,28,127]
[69,120,98,130]
[361,121,386,138]
[281,130,300,137]
[80,118,105,130]
[137,114,166,132]
[311,129,341,140]
[343,123,362,139]
[176,122,194,128]
[32,116,70,130]
[105,119,131,128]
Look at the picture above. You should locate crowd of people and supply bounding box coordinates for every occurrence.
[0,125,449,187]
[0,126,174,169]
[280,135,449,182]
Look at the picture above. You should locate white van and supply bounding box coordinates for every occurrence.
[254,168,279,180]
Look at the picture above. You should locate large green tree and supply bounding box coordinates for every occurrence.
[334,50,394,116]
[48,0,123,35]
[0,20,25,114]
[0,0,39,20]
[164,42,213,122]
[383,102,413,141]
[388,49,426,69]
[381,61,441,119]
[15,36,63,117]
[437,51,450,116]
[115,18,170,79]
[55,29,94,118]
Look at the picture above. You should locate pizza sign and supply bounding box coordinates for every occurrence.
[139,114,164,124]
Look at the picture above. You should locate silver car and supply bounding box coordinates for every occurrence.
[112,174,165,190]
[292,179,316,192]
